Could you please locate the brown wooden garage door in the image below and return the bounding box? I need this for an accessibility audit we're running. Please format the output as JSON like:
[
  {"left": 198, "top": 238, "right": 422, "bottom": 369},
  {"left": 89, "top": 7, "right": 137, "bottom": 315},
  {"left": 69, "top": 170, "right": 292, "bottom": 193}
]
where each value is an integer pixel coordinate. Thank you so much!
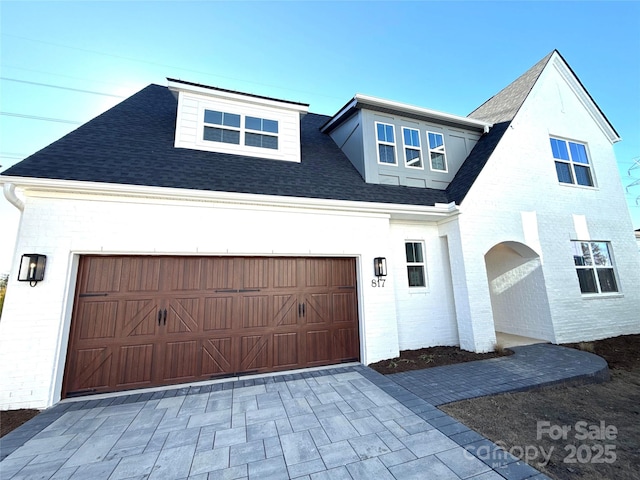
[{"left": 63, "top": 256, "right": 359, "bottom": 397}]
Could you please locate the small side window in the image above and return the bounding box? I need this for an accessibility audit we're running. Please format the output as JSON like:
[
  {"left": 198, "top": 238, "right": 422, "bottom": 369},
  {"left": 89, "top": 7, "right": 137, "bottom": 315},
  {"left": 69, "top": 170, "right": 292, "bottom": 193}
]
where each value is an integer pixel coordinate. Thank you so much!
[{"left": 405, "top": 241, "right": 426, "bottom": 287}]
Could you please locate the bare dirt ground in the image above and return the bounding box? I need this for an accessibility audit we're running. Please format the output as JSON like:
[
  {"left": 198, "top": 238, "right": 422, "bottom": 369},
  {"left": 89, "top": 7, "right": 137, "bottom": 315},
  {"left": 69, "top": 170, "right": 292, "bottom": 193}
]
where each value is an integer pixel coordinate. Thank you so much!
[{"left": 1, "top": 408, "right": 40, "bottom": 437}]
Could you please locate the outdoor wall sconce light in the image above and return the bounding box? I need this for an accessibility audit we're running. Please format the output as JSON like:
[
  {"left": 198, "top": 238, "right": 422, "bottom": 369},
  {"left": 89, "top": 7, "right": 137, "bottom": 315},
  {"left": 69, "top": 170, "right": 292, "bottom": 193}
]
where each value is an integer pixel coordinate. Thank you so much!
[
  {"left": 373, "top": 257, "right": 387, "bottom": 277},
  {"left": 18, "top": 254, "right": 47, "bottom": 287}
]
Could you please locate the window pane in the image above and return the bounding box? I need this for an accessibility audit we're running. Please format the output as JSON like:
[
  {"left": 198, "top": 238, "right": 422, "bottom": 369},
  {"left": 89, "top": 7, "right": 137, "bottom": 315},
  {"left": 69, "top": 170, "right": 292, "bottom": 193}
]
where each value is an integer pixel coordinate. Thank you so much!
[
  {"left": 406, "top": 149, "right": 421, "bottom": 167},
  {"left": 377, "top": 123, "right": 385, "bottom": 141},
  {"left": 428, "top": 132, "right": 443, "bottom": 149},
  {"left": 569, "top": 142, "right": 589, "bottom": 164},
  {"left": 204, "top": 110, "right": 223, "bottom": 125},
  {"left": 431, "top": 153, "right": 446, "bottom": 171},
  {"left": 574, "top": 165, "right": 593, "bottom": 186},
  {"left": 203, "top": 126, "right": 223, "bottom": 141},
  {"left": 405, "top": 243, "right": 415, "bottom": 263},
  {"left": 246, "top": 116, "right": 261, "bottom": 131},
  {"left": 408, "top": 266, "right": 425, "bottom": 287},
  {"left": 385, "top": 125, "right": 394, "bottom": 142},
  {"left": 246, "top": 132, "right": 278, "bottom": 149},
  {"left": 263, "top": 119, "right": 278, "bottom": 133},
  {"left": 222, "top": 129, "right": 240, "bottom": 144},
  {"left": 224, "top": 113, "right": 241, "bottom": 128},
  {"left": 555, "top": 162, "right": 573, "bottom": 183},
  {"left": 591, "top": 242, "right": 612, "bottom": 266},
  {"left": 572, "top": 241, "right": 587, "bottom": 266},
  {"left": 550, "top": 138, "right": 569, "bottom": 160},
  {"left": 576, "top": 269, "right": 597, "bottom": 293},
  {"left": 597, "top": 269, "right": 618, "bottom": 292},
  {"left": 379, "top": 144, "right": 395, "bottom": 163},
  {"left": 404, "top": 129, "right": 419, "bottom": 147},
  {"left": 413, "top": 243, "right": 423, "bottom": 262}
]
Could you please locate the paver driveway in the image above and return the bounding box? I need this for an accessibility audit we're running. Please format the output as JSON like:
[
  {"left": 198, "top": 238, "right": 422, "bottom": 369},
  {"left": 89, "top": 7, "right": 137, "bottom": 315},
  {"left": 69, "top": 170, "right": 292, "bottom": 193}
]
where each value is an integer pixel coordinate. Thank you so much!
[{"left": 6, "top": 341, "right": 608, "bottom": 480}]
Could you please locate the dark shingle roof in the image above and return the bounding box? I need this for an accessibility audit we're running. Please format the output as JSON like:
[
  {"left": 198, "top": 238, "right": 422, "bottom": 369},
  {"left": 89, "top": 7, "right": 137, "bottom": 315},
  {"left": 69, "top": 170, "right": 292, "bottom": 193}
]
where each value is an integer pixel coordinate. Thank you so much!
[{"left": 2, "top": 84, "right": 448, "bottom": 207}]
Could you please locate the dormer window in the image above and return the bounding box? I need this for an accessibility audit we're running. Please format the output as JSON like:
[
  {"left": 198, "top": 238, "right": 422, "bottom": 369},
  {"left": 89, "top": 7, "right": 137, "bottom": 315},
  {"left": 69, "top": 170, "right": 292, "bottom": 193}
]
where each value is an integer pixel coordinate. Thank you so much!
[
  {"left": 245, "top": 116, "right": 278, "bottom": 150},
  {"left": 170, "top": 78, "right": 308, "bottom": 163},
  {"left": 402, "top": 127, "right": 422, "bottom": 169},
  {"left": 376, "top": 122, "right": 396, "bottom": 165},
  {"left": 427, "top": 132, "right": 447, "bottom": 172},
  {"left": 203, "top": 110, "right": 241, "bottom": 145}
]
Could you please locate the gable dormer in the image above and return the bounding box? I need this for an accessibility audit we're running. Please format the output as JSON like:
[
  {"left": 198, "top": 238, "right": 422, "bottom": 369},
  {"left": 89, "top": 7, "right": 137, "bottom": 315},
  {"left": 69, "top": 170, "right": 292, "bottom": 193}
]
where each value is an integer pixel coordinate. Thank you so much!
[
  {"left": 322, "top": 94, "right": 492, "bottom": 189},
  {"left": 169, "top": 79, "right": 309, "bottom": 163}
]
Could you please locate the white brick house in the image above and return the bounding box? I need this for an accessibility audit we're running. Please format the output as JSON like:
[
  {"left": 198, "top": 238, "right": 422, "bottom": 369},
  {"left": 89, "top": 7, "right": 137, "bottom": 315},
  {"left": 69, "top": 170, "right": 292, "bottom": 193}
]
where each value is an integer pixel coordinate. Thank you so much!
[{"left": 1, "top": 50, "right": 638, "bottom": 409}]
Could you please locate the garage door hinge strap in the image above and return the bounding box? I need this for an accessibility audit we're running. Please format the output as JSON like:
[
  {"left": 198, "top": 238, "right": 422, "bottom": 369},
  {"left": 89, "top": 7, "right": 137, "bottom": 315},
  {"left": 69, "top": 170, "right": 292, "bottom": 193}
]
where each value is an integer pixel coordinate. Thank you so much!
[
  {"left": 79, "top": 293, "right": 109, "bottom": 297},
  {"left": 239, "top": 289, "right": 260, "bottom": 292}
]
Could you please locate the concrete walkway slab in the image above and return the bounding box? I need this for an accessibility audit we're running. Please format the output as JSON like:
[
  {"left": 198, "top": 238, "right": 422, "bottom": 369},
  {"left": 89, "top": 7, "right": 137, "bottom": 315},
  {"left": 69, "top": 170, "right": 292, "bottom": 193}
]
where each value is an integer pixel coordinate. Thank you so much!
[{"left": 1, "top": 344, "right": 608, "bottom": 479}]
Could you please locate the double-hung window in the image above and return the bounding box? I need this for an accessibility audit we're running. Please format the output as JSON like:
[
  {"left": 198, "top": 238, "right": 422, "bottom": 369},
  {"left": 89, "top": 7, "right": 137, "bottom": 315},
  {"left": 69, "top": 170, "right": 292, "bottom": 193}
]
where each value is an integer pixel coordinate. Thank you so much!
[
  {"left": 427, "top": 132, "right": 447, "bottom": 172},
  {"left": 550, "top": 138, "right": 593, "bottom": 186},
  {"left": 203, "top": 110, "right": 241, "bottom": 144},
  {"left": 376, "top": 122, "right": 396, "bottom": 165},
  {"left": 405, "top": 241, "right": 426, "bottom": 287},
  {"left": 571, "top": 241, "right": 618, "bottom": 294},
  {"left": 246, "top": 116, "right": 278, "bottom": 149},
  {"left": 403, "top": 127, "right": 422, "bottom": 168}
]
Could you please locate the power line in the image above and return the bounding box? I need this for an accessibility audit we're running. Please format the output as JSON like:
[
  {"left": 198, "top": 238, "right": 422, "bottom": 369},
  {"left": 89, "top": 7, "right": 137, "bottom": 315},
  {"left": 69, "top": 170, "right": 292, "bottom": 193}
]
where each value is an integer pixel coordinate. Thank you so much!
[
  {"left": 0, "top": 112, "right": 82, "bottom": 125},
  {"left": 1, "top": 77, "right": 124, "bottom": 98},
  {"left": 1, "top": 64, "right": 129, "bottom": 88}
]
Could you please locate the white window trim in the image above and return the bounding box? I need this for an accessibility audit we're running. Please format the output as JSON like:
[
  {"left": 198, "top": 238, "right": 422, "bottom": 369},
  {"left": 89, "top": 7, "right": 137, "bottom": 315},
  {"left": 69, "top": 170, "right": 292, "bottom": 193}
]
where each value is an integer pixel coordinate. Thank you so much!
[
  {"left": 201, "top": 106, "right": 280, "bottom": 151},
  {"left": 203, "top": 109, "right": 242, "bottom": 145},
  {"left": 427, "top": 131, "right": 448, "bottom": 173},
  {"left": 405, "top": 240, "right": 428, "bottom": 289},
  {"left": 550, "top": 136, "right": 596, "bottom": 188},
  {"left": 402, "top": 127, "right": 424, "bottom": 170},
  {"left": 571, "top": 240, "right": 619, "bottom": 295},
  {"left": 375, "top": 121, "right": 397, "bottom": 166}
]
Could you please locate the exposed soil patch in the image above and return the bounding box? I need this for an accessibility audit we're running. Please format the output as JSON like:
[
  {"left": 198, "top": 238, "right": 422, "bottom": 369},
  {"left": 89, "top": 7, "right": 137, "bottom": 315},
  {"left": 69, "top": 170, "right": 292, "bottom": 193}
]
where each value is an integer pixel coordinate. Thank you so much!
[
  {"left": 368, "top": 344, "right": 513, "bottom": 375},
  {"left": 1, "top": 409, "right": 40, "bottom": 437},
  {"left": 441, "top": 334, "right": 640, "bottom": 480}
]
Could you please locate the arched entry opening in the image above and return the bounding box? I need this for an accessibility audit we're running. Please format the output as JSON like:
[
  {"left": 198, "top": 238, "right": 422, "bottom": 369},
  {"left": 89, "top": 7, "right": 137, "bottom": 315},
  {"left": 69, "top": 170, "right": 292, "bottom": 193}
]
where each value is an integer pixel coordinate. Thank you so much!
[{"left": 484, "top": 242, "right": 554, "bottom": 346}]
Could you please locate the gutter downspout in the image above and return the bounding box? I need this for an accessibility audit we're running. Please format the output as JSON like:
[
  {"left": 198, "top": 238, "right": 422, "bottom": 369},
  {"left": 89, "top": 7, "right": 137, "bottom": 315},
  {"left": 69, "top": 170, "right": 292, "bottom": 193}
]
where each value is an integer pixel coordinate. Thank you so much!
[{"left": 3, "top": 183, "right": 24, "bottom": 211}]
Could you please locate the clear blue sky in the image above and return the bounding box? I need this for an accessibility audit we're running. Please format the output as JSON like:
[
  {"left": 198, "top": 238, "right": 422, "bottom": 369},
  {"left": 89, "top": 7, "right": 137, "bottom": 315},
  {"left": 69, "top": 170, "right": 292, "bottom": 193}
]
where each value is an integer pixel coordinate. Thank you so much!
[{"left": 1, "top": 1, "right": 639, "bottom": 273}]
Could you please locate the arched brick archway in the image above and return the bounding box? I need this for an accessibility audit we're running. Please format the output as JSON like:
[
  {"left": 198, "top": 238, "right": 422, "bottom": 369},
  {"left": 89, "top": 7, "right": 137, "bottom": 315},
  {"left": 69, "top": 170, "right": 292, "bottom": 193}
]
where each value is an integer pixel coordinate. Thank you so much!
[{"left": 484, "top": 242, "right": 555, "bottom": 343}]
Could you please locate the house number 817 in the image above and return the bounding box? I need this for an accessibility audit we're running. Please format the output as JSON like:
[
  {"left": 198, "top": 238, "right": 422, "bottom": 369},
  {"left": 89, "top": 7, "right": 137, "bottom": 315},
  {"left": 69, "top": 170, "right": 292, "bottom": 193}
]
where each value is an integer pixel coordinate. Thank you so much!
[{"left": 371, "top": 278, "right": 385, "bottom": 287}]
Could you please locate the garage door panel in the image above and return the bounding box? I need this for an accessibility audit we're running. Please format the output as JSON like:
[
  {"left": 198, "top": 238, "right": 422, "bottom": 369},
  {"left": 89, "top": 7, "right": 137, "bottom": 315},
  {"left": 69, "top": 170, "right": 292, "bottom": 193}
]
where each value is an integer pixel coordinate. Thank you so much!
[
  {"left": 331, "top": 258, "right": 356, "bottom": 287},
  {"left": 204, "top": 296, "right": 234, "bottom": 330},
  {"left": 165, "top": 257, "right": 203, "bottom": 291},
  {"left": 273, "top": 333, "right": 298, "bottom": 367},
  {"left": 70, "top": 347, "right": 112, "bottom": 391},
  {"left": 240, "top": 335, "right": 270, "bottom": 371},
  {"left": 166, "top": 298, "right": 200, "bottom": 334},
  {"left": 242, "top": 295, "right": 269, "bottom": 328},
  {"left": 243, "top": 258, "right": 269, "bottom": 289},
  {"left": 163, "top": 341, "right": 198, "bottom": 381},
  {"left": 273, "top": 294, "right": 298, "bottom": 326},
  {"left": 306, "top": 331, "right": 331, "bottom": 364},
  {"left": 305, "top": 259, "right": 329, "bottom": 287},
  {"left": 273, "top": 258, "right": 298, "bottom": 288},
  {"left": 331, "top": 292, "right": 358, "bottom": 324},
  {"left": 80, "top": 257, "right": 123, "bottom": 294},
  {"left": 124, "top": 257, "right": 161, "bottom": 293},
  {"left": 332, "top": 328, "right": 359, "bottom": 361},
  {"left": 116, "top": 344, "right": 154, "bottom": 386},
  {"left": 122, "top": 299, "right": 160, "bottom": 337},
  {"left": 203, "top": 258, "right": 236, "bottom": 290},
  {"left": 304, "top": 293, "right": 330, "bottom": 324},
  {"left": 202, "top": 338, "right": 233, "bottom": 376},
  {"left": 77, "top": 301, "right": 118, "bottom": 340}
]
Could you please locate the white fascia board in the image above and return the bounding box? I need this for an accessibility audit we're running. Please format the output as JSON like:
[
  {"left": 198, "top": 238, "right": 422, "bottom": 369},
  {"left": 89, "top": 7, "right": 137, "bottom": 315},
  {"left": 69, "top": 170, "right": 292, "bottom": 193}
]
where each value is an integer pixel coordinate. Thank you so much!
[
  {"left": 167, "top": 80, "right": 309, "bottom": 114},
  {"left": 0, "top": 176, "right": 459, "bottom": 222},
  {"left": 354, "top": 94, "right": 492, "bottom": 132}
]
